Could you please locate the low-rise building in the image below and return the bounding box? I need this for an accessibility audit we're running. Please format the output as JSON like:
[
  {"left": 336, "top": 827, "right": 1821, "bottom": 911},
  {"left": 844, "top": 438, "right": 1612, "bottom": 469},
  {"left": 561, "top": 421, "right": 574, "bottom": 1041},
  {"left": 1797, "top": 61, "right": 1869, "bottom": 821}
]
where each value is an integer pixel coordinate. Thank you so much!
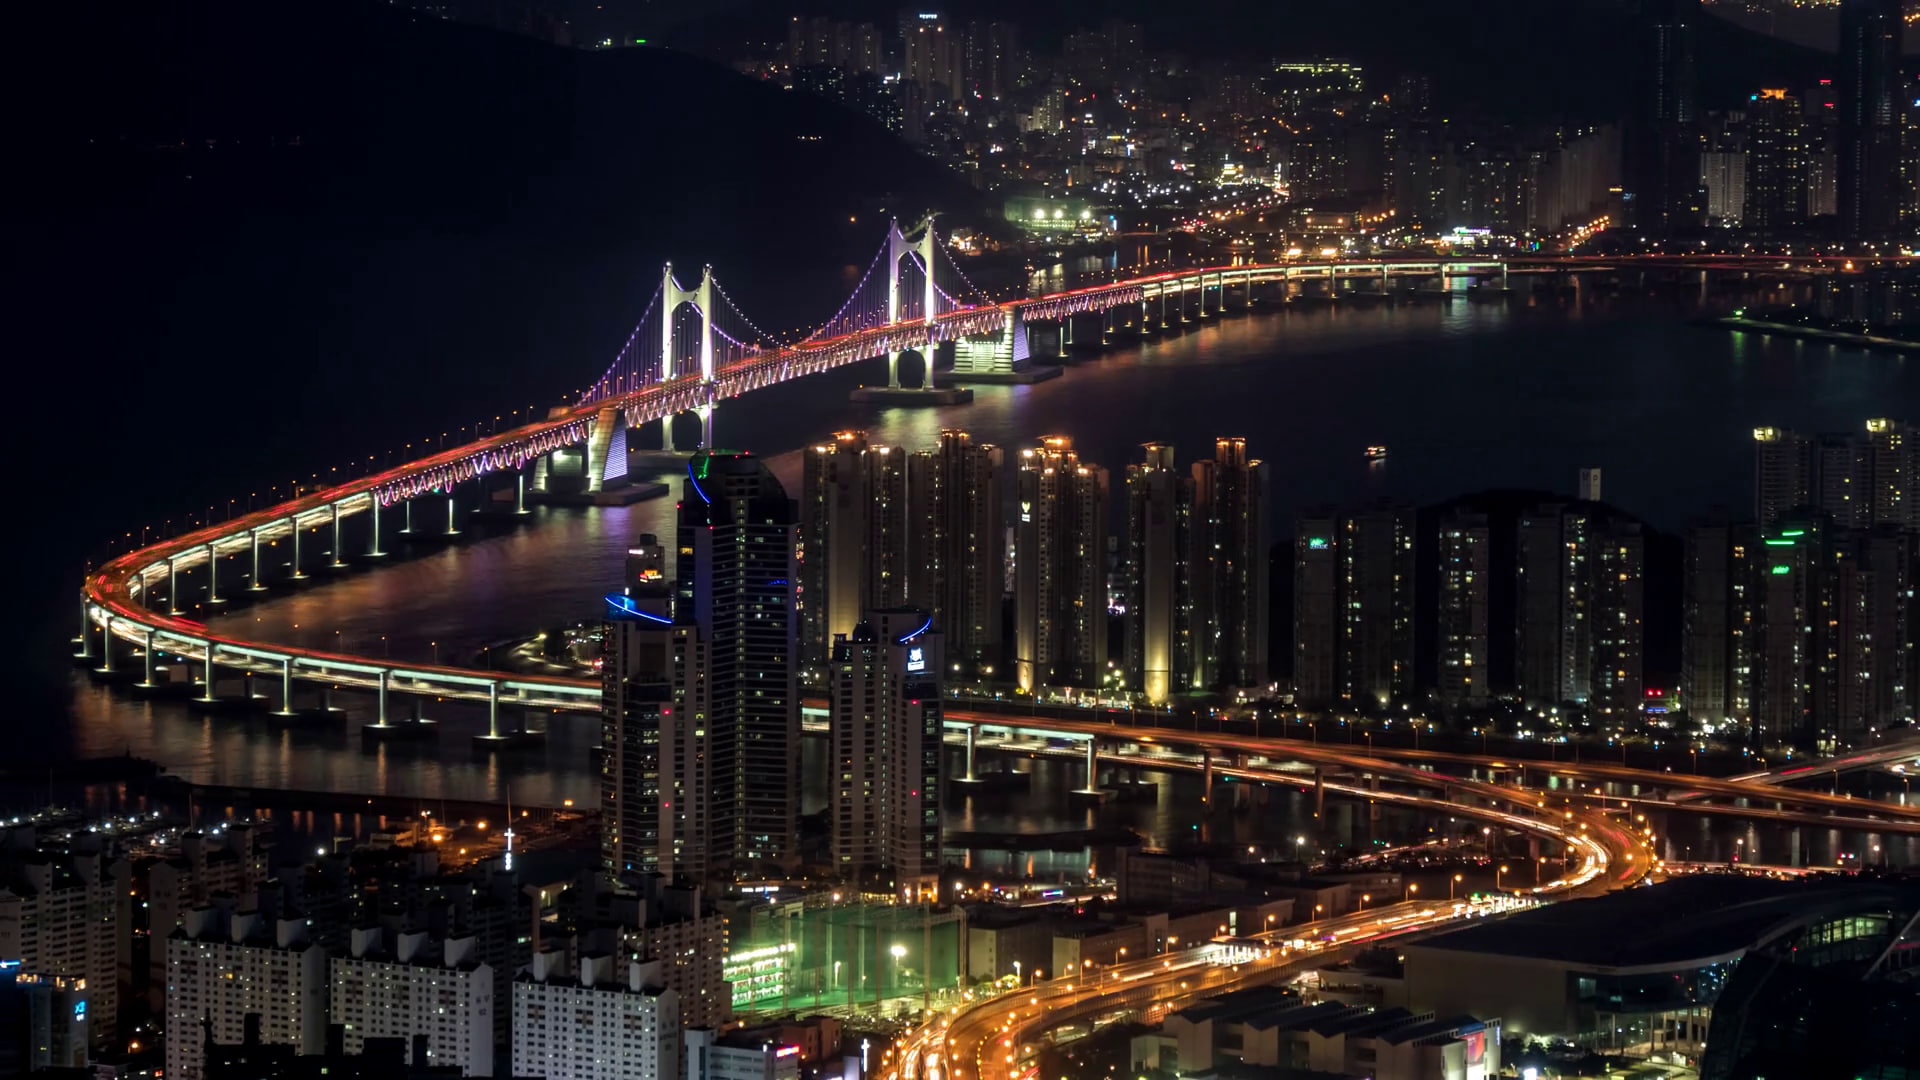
[
  {"left": 683, "top": 1027, "right": 802, "bottom": 1080},
  {"left": 1132, "top": 988, "right": 1500, "bottom": 1079}
]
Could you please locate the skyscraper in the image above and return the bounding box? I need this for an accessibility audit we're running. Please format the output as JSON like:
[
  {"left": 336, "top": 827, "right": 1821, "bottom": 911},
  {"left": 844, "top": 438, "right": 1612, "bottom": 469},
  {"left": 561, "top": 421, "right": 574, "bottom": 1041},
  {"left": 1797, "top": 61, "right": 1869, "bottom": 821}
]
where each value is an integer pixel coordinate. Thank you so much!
[
  {"left": 829, "top": 608, "right": 945, "bottom": 893},
  {"left": 1436, "top": 510, "right": 1491, "bottom": 709},
  {"left": 1751, "top": 517, "right": 1832, "bottom": 748},
  {"left": 908, "top": 430, "right": 1005, "bottom": 679},
  {"left": 1860, "top": 417, "right": 1917, "bottom": 530},
  {"left": 1513, "top": 504, "right": 1647, "bottom": 716},
  {"left": 1339, "top": 504, "right": 1417, "bottom": 710},
  {"left": 798, "top": 432, "right": 908, "bottom": 678},
  {"left": 1125, "top": 444, "right": 1193, "bottom": 704},
  {"left": 1015, "top": 436, "right": 1109, "bottom": 692},
  {"left": 1753, "top": 426, "right": 1812, "bottom": 527},
  {"left": 1629, "top": 0, "right": 1703, "bottom": 232},
  {"left": 602, "top": 534, "right": 711, "bottom": 883},
  {"left": 1191, "top": 438, "right": 1271, "bottom": 692},
  {"left": 1742, "top": 90, "right": 1809, "bottom": 236},
  {"left": 676, "top": 451, "right": 799, "bottom": 877},
  {"left": 1837, "top": 0, "right": 1906, "bottom": 238},
  {"left": 1682, "top": 519, "right": 1756, "bottom": 727},
  {"left": 1291, "top": 513, "right": 1339, "bottom": 710}
]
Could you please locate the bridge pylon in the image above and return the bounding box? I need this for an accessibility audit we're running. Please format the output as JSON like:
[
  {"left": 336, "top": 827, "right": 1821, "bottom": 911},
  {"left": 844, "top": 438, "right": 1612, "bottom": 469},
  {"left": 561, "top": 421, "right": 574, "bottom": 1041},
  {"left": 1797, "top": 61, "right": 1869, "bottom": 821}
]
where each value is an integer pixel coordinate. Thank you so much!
[{"left": 885, "top": 219, "right": 939, "bottom": 388}]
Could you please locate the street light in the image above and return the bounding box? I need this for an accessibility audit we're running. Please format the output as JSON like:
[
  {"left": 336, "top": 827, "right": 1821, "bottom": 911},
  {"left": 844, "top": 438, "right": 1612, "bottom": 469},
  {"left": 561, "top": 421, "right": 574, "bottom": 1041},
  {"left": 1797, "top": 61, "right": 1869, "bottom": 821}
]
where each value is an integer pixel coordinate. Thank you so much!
[
  {"left": 1450, "top": 874, "right": 1463, "bottom": 900},
  {"left": 1406, "top": 882, "right": 1418, "bottom": 903},
  {"left": 1360, "top": 893, "right": 1371, "bottom": 911},
  {"left": 1497, "top": 865, "right": 1509, "bottom": 890}
]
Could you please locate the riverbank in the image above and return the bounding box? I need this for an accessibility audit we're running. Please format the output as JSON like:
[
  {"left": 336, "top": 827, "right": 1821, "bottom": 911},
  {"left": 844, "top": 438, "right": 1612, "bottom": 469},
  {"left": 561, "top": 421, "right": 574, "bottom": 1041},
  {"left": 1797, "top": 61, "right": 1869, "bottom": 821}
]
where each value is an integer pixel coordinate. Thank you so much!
[{"left": 1712, "top": 315, "right": 1920, "bottom": 353}]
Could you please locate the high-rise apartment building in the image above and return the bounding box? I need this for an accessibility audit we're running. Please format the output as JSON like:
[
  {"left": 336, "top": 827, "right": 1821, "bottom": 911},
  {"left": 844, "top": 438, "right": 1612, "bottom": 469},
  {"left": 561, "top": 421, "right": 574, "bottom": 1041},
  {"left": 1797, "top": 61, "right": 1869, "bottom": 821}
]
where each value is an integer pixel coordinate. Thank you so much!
[
  {"left": 164, "top": 908, "right": 328, "bottom": 1080},
  {"left": 908, "top": 430, "right": 1004, "bottom": 679},
  {"left": 330, "top": 927, "right": 494, "bottom": 1077},
  {"left": 1015, "top": 437, "right": 1109, "bottom": 692},
  {"left": 829, "top": 609, "right": 944, "bottom": 893},
  {"left": 1191, "top": 438, "right": 1271, "bottom": 693},
  {"left": 1340, "top": 505, "right": 1418, "bottom": 709},
  {"left": 1860, "top": 417, "right": 1917, "bottom": 530},
  {"left": 1743, "top": 90, "right": 1809, "bottom": 235},
  {"left": 1436, "top": 510, "right": 1491, "bottom": 708},
  {"left": 1837, "top": 0, "right": 1906, "bottom": 238},
  {"left": 676, "top": 452, "right": 799, "bottom": 878},
  {"left": 1682, "top": 520, "right": 1756, "bottom": 727},
  {"left": 799, "top": 432, "right": 908, "bottom": 676},
  {"left": 602, "top": 534, "right": 710, "bottom": 884},
  {"left": 1833, "top": 527, "right": 1916, "bottom": 741},
  {"left": 1125, "top": 444, "right": 1194, "bottom": 704},
  {"left": 1514, "top": 505, "right": 1646, "bottom": 716},
  {"left": 0, "top": 846, "right": 126, "bottom": 1052},
  {"left": 146, "top": 825, "right": 271, "bottom": 1015},
  {"left": 511, "top": 953, "right": 680, "bottom": 1080},
  {"left": 1753, "top": 426, "right": 1812, "bottom": 527},
  {"left": 1751, "top": 517, "right": 1833, "bottom": 747},
  {"left": 1291, "top": 514, "right": 1339, "bottom": 710},
  {"left": 1629, "top": 0, "right": 1703, "bottom": 232}
]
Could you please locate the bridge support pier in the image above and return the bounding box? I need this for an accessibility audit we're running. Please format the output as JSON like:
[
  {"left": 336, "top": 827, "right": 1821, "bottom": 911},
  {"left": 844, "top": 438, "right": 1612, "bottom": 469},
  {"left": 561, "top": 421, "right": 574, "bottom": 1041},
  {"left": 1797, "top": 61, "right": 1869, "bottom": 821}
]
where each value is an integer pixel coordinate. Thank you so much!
[
  {"left": 139, "top": 629, "right": 157, "bottom": 689},
  {"left": 206, "top": 543, "right": 223, "bottom": 604},
  {"left": 376, "top": 670, "right": 388, "bottom": 724},
  {"left": 368, "top": 498, "right": 387, "bottom": 557},
  {"left": 1140, "top": 299, "right": 1153, "bottom": 335},
  {"left": 444, "top": 492, "right": 460, "bottom": 537},
  {"left": 94, "top": 615, "right": 115, "bottom": 675},
  {"left": 290, "top": 519, "right": 308, "bottom": 580},
  {"left": 249, "top": 530, "right": 266, "bottom": 591},
  {"left": 196, "top": 648, "right": 217, "bottom": 704},
  {"left": 166, "top": 559, "right": 180, "bottom": 615},
  {"left": 1202, "top": 750, "right": 1213, "bottom": 804},
  {"left": 75, "top": 596, "right": 93, "bottom": 659},
  {"left": 661, "top": 415, "right": 676, "bottom": 454},
  {"left": 272, "top": 657, "right": 296, "bottom": 718},
  {"left": 1073, "top": 738, "right": 1101, "bottom": 797},
  {"left": 696, "top": 403, "right": 713, "bottom": 449},
  {"left": 1314, "top": 767, "right": 1325, "bottom": 818},
  {"left": 964, "top": 725, "right": 977, "bottom": 782},
  {"left": 401, "top": 499, "right": 414, "bottom": 536},
  {"left": 515, "top": 473, "right": 528, "bottom": 516},
  {"left": 330, "top": 504, "right": 346, "bottom": 568},
  {"left": 584, "top": 405, "right": 619, "bottom": 494}
]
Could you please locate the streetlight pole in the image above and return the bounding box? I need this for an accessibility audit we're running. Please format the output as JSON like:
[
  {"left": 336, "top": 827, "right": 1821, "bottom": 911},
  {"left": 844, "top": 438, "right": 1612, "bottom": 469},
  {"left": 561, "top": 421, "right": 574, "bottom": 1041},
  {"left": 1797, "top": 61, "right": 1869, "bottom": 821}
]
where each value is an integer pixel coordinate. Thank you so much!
[{"left": 1451, "top": 874, "right": 1462, "bottom": 901}]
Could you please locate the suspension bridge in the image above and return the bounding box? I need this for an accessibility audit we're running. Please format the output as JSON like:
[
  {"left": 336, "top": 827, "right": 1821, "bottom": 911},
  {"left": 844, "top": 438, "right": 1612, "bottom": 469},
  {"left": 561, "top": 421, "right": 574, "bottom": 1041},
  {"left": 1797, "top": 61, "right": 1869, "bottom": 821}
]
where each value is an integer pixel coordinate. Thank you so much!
[{"left": 77, "top": 218, "right": 1506, "bottom": 735}]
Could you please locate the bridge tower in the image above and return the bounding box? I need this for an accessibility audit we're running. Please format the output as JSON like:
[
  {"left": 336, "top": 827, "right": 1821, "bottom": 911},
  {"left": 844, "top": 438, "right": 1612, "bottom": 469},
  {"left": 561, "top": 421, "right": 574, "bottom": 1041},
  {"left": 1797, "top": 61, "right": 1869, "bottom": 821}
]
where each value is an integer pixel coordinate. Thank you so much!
[
  {"left": 885, "top": 219, "right": 938, "bottom": 389},
  {"left": 663, "top": 263, "right": 716, "bottom": 450}
]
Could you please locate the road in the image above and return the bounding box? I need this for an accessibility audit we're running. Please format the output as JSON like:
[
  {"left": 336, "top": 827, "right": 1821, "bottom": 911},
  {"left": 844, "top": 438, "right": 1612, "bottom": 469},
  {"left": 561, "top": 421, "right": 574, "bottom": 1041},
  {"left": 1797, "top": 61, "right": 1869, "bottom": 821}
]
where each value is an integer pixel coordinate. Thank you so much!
[{"left": 880, "top": 748, "right": 1652, "bottom": 1080}]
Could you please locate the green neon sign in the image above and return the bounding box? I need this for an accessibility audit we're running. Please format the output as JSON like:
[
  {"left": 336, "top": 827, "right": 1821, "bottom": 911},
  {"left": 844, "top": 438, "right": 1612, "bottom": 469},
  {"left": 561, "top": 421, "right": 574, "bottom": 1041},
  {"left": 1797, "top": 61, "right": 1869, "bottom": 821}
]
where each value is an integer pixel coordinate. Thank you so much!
[{"left": 1772, "top": 565, "right": 1792, "bottom": 575}]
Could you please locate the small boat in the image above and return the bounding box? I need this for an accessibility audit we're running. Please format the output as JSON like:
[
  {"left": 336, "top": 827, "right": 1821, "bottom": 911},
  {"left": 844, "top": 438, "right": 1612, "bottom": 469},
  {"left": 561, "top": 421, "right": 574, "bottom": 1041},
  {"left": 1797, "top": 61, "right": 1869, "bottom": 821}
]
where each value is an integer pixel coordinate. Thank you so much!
[{"left": 1365, "top": 445, "right": 1389, "bottom": 461}]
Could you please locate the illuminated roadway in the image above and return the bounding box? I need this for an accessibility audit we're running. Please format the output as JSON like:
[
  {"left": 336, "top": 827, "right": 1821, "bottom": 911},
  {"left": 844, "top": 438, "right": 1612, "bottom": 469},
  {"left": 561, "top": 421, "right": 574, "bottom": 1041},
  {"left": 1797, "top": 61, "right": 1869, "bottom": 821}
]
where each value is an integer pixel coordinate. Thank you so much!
[{"left": 878, "top": 746, "right": 1650, "bottom": 1080}]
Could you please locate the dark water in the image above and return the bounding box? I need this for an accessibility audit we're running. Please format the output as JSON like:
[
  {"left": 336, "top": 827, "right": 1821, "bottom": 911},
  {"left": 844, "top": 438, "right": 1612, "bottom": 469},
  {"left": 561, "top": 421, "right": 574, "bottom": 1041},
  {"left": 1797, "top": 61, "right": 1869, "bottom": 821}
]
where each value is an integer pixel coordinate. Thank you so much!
[{"left": 52, "top": 288, "right": 1920, "bottom": 865}]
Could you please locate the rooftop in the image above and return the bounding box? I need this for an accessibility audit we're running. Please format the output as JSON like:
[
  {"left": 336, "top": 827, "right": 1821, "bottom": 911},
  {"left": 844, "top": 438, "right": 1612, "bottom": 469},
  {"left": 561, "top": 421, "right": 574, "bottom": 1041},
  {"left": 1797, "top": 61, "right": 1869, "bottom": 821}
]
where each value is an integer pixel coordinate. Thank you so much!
[{"left": 1407, "top": 876, "right": 1920, "bottom": 969}]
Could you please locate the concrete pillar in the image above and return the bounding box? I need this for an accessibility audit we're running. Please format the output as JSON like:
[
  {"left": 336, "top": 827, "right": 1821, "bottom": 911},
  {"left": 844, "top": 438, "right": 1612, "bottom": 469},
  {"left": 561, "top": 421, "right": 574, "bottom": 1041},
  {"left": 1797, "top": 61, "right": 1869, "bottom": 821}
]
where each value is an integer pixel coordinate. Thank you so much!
[
  {"left": 696, "top": 403, "right": 714, "bottom": 449},
  {"left": 444, "top": 491, "right": 459, "bottom": 536},
  {"left": 660, "top": 415, "right": 676, "bottom": 455},
  {"left": 1085, "top": 738, "right": 1098, "bottom": 790},
  {"left": 248, "top": 531, "right": 263, "bottom": 592},
  {"left": 1314, "top": 768, "right": 1325, "bottom": 818},
  {"left": 141, "top": 629, "right": 156, "bottom": 687},
  {"left": 1141, "top": 298, "right": 1153, "bottom": 335},
  {"left": 515, "top": 473, "right": 528, "bottom": 515},
  {"left": 98, "top": 615, "right": 115, "bottom": 673},
  {"left": 206, "top": 543, "right": 222, "bottom": 604},
  {"left": 290, "top": 519, "right": 308, "bottom": 580},
  {"left": 198, "top": 645, "right": 216, "bottom": 702},
  {"left": 376, "top": 669, "right": 389, "bottom": 725},
  {"left": 368, "top": 498, "right": 386, "bottom": 557},
  {"left": 487, "top": 680, "right": 501, "bottom": 739},
  {"left": 402, "top": 499, "right": 414, "bottom": 536},
  {"left": 887, "top": 350, "right": 902, "bottom": 389},
  {"left": 1101, "top": 306, "right": 1113, "bottom": 345},
  {"left": 275, "top": 657, "right": 295, "bottom": 716},
  {"left": 167, "top": 559, "right": 180, "bottom": 614},
  {"left": 330, "top": 504, "right": 346, "bottom": 567},
  {"left": 1202, "top": 750, "right": 1213, "bottom": 803},
  {"left": 1062, "top": 315, "right": 1074, "bottom": 349},
  {"left": 963, "top": 725, "right": 977, "bottom": 781},
  {"left": 584, "top": 405, "right": 619, "bottom": 494},
  {"left": 76, "top": 596, "right": 93, "bottom": 657}
]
